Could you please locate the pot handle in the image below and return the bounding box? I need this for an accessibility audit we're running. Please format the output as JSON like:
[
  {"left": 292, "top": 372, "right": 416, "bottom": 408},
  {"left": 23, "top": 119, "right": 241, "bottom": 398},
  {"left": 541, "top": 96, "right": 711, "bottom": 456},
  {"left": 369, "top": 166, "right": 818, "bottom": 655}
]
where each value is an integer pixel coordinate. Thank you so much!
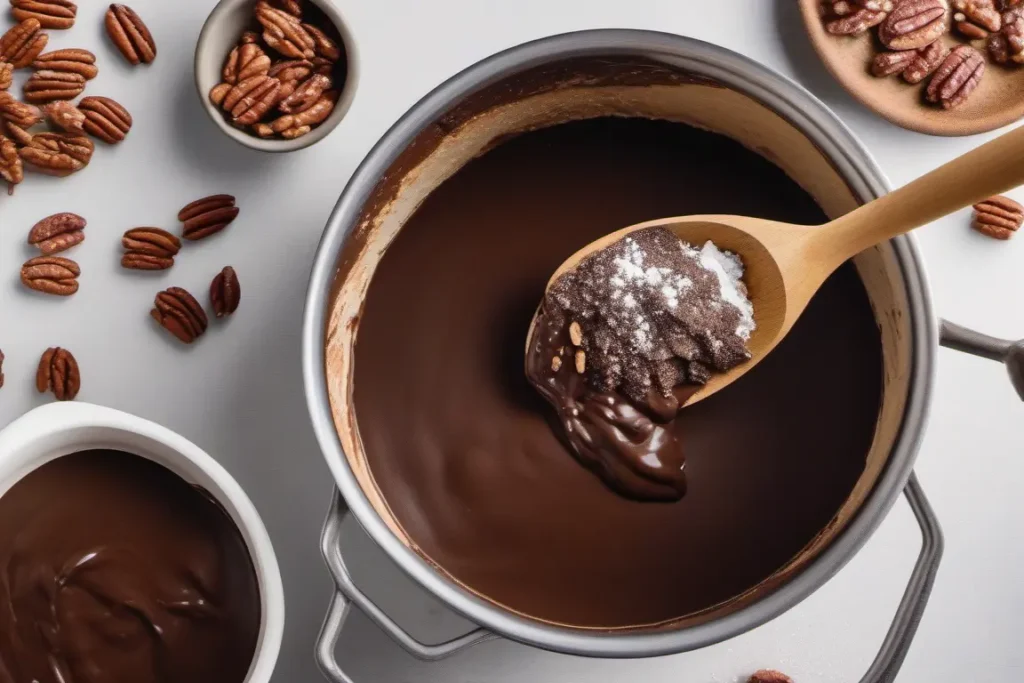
[
  {"left": 316, "top": 475, "right": 942, "bottom": 683},
  {"left": 939, "top": 319, "right": 1024, "bottom": 400},
  {"left": 316, "top": 492, "right": 496, "bottom": 683}
]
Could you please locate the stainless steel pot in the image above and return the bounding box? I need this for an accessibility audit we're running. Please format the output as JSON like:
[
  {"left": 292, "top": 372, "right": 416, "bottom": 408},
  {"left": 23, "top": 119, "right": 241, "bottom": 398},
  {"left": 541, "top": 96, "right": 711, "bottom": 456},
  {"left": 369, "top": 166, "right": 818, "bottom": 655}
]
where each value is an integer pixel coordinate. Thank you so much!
[{"left": 302, "top": 30, "right": 1022, "bottom": 683}]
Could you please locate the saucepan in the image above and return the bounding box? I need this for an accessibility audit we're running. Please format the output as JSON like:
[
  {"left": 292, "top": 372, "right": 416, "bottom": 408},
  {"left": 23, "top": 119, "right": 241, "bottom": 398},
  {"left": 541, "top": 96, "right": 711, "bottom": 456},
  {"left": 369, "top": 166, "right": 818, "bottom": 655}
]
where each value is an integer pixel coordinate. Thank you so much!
[{"left": 301, "top": 30, "right": 1022, "bottom": 682}]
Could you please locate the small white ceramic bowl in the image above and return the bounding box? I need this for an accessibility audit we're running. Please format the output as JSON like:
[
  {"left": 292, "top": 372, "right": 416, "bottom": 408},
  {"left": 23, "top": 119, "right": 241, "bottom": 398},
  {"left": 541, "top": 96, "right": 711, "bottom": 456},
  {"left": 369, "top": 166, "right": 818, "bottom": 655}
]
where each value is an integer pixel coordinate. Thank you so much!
[
  {"left": 194, "top": 0, "right": 359, "bottom": 152},
  {"left": 0, "top": 402, "right": 285, "bottom": 683}
]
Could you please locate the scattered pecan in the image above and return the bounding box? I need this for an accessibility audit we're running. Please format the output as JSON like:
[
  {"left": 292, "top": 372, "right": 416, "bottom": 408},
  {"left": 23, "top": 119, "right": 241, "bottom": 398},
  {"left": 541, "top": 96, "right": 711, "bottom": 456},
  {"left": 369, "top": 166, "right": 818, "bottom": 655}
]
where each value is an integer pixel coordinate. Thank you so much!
[
  {"left": 278, "top": 72, "right": 329, "bottom": 113},
  {"left": 821, "top": 0, "right": 892, "bottom": 35},
  {"left": 0, "top": 133, "right": 22, "bottom": 193},
  {"left": 303, "top": 23, "right": 341, "bottom": 61},
  {"left": 42, "top": 99, "right": 85, "bottom": 133},
  {"left": 21, "top": 255, "right": 79, "bottom": 295},
  {"left": 0, "top": 92, "right": 42, "bottom": 128},
  {"left": 151, "top": 287, "right": 208, "bottom": 343},
  {"left": 4, "top": 121, "right": 32, "bottom": 145},
  {"left": 926, "top": 45, "right": 986, "bottom": 108},
  {"left": 953, "top": 0, "right": 1002, "bottom": 38},
  {"left": 0, "top": 18, "right": 48, "bottom": 69},
  {"left": 255, "top": 0, "right": 315, "bottom": 59},
  {"left": 28, "top": 211, "right": 85, "bottom": 254},
  {"left": 178, "top": 194, "right": 239, "bottom": 240},
  {"left": 878, "top": 0, "right": 948, "bottom": 50},
  {"left": 78, "top": 96, "right": 131, "bottom": 143},
  {"left": 209, "top": 82, "right": 231, "bottom": 106},
  {"left": 121, "top": 227, "right": 180, "bottom": 270},
  {"left": 19, "top": 132, "right": 93, "bottom": 176},
  {"left": 105, "top": 4, "right": 156, "bottom": 65},
  {"left": 987, "top": 9, "right": 1024, "bottom": 62},
  {"left": 223, "top": 42, "right": 271, "bottom": 84},
  {"left": 23, "top": 70, "right": 86, "bottom": 103},
  {"left": 0, "top": 349, "right": 4, "bottom": 389},
  {"left": 271, "top": 89, "right": 336, "bottom": 133},
  {"left": 11, "top": 0, "right": 76, "bottom": 30},
  {"left": 210, "top": 266, "right": 240, "bottom": 317},
  {"left": 223, "top": 73, "right": 280, "bottom": 125},
  {"left": 0, "top": 62, "right": 11, "bottom": 89},
  {"left": 972, "top": 195, "right": 1024, "bottom": 238},
  {"left": 748, "top": 671, "right": 793, "bottom": 683},
  {"left": 32, "top": 48, "right": 97, "bottom": 79},
  {"left": 37, "top": 347, "right": 79, "bottom": 400}
]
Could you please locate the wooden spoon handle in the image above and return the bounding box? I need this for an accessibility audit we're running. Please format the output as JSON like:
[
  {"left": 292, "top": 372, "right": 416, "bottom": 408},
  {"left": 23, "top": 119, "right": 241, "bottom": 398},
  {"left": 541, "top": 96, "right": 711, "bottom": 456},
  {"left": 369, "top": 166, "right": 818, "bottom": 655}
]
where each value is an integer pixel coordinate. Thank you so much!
[{"left": 825, "top": 124, "right": 1024, "bottom": 259}]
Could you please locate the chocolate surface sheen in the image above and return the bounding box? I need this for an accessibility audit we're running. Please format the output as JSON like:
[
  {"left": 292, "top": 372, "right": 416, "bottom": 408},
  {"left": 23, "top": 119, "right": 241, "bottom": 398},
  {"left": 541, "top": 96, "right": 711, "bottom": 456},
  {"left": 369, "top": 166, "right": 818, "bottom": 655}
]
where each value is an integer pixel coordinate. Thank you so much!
[
  {"left": 354, "top": 118, "right": 883, "bottom": 627},
  {"left": 0, "top": 450, "right": 260, "bottom": 683}
]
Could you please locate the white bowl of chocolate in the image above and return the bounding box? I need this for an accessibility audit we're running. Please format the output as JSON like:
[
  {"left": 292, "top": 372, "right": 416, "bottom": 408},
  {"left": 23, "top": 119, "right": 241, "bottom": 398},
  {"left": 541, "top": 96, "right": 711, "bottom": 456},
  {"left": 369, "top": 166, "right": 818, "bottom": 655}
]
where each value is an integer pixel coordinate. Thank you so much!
[
  {"left": 0, "top": 402, "right": 284, "bottom": 683},
  {"left": 194, "top": 0, "right": 358, "bottom": 151},
  {"left": 303, "top": 29, "right": 1024, "bottom": 678}
]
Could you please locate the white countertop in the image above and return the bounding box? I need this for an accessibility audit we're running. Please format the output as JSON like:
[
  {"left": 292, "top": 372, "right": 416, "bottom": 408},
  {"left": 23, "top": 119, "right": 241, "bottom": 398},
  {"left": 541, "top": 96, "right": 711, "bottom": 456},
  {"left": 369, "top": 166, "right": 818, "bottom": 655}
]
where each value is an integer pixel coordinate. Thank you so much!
[{"left": 1, "top": 1, "right": 1022, "bottom": 681}]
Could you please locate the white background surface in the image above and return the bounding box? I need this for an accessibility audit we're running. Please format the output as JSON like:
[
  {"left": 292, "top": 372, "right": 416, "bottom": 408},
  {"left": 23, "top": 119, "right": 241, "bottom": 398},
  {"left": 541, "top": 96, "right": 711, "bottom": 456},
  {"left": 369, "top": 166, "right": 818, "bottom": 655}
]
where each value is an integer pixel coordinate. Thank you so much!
[{"left": 1, "top": 1, "right": 1022, "bottom": 681}]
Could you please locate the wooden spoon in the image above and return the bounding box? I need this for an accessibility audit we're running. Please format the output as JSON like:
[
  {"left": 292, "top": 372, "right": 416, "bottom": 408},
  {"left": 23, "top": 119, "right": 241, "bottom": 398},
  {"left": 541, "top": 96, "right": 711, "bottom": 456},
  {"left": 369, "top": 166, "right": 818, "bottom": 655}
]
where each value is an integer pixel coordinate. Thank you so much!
[{"left": 529, "top": 124, "right": 1024, "bottom": 409}]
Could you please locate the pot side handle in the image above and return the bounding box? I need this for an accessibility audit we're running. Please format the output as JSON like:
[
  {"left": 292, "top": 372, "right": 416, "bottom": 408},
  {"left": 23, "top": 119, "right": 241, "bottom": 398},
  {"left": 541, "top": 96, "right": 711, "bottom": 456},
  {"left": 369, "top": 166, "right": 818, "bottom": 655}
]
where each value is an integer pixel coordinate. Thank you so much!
[
  {"left": 940, "top": 320, "right": 1024, "bottom": 401},
  {"left": 316, "top": 492, "right": 495, "bottom": 683}
]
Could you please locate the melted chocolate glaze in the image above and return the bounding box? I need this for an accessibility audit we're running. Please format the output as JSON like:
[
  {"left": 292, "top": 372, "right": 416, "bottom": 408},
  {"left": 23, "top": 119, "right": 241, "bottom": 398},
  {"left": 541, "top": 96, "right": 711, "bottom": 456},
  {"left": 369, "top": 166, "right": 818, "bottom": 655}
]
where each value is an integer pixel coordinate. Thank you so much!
[
  {"left": 354, "top": 118, "right": 882, "bottom": 627},
  {"left": 0, "top": 450, "right": 260, "bottom": 683}
]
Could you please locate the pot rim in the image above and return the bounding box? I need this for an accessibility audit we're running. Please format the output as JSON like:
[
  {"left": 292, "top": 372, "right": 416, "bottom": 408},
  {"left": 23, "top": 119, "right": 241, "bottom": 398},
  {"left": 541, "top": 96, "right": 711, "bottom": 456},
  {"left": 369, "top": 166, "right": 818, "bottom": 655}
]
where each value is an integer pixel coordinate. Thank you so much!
[{"left": 302, "top": 29, "right": 937, "bottom": 657}]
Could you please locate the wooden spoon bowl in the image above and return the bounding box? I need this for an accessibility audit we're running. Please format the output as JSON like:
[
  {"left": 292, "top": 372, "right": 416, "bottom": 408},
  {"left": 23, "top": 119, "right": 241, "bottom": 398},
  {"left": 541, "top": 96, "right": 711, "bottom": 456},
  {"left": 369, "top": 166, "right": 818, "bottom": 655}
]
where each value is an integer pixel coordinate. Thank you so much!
[{"left": 528, "top": 124, "right": 1024, "bottom": 407}]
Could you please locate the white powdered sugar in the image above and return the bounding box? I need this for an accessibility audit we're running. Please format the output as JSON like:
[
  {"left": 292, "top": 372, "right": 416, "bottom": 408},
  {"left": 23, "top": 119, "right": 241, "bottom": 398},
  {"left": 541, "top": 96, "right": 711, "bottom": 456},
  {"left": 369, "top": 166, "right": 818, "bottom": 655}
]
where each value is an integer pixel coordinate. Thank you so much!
[{"left": 698, "top": 241, "right": 756, "bottom": 340}]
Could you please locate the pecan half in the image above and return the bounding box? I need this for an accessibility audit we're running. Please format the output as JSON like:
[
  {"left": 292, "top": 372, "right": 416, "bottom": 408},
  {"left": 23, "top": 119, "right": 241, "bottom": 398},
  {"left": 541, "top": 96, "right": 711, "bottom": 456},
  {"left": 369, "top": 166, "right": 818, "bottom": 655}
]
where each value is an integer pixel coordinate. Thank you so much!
[
  {"left": 121, "top": 227, "right": 180, "bottom": 270},
  {"left": 105, "top": 4, "right": 156, "bottom": 65},
  {"left": 20, "top": 132, "right": 93, "bottom": 176},
  {"left": 209, "top": 82, "right": 230, "bottom": 106},
  {"left": 32, "top": 48, "right": 97, "bottom": 79},
  {"left": 223, "top": 74, "right": 280, "bottom": 125},
  {"left": 0, "top": 134, "right": 22, "bottom": 193},
  {"left": 4, "top": 121, "right": 32, "bottom": 146},
  {"left": 28, "top": 211, "right": 85, "bottom": 254},
  {"left": 151, "top": 287, "right": 208, "bottom": 343},
  {"left": 178, "top": 194, "right": 239, "bottom": 240},
  {"left": 903, "top": 41, "right": 947, "bottom": 82},
  {"left": 253, "top": 122, "right": 274, "bottom": 137},
  {"left": 303, "top": 23, "right": 341, "bottom": 61},
  {"left": 11, "top": 0, "right": 76, "bottom": 30},
  {"left": 271, "top": 89, "right": 336, "bottom": 132},
  {"left": 0, "top": 92, "right": 42, "bottom": 128},
  {"left": 37, "top": 347, "right": 80, "bottom": 400},
  {"left": 0, "top": 349, "right": 4, "bottom": 389},
  {"left": 987, "top": 10, "right": 1024, "bottom": 62},
  {"left": 0, "top": 19, "right": 48, "bottom": 69},
  {"left": 78, "top": 96, "right": 131, "bottom": 143},
  {"left": 821, "top": 0, "right": 892, "bottom": 35},
  {"left": 279, "top": 124, "right": 310, "bottom": 139},
  {"left": 21, "top": 255, "right": 79, "bottom": 295},
  {"left": 278, "top": 73, "right": 329, "bottom": 114},
  {"left": 267, "top": 58, "right": 313, "bottom": 83},
  {"left": 748, "top": 671, "right": 793, "bottom": 683},
  {"left": 256, "top": 1, "right": 315, "bottom": 59},
  {"left": 871, "top": 49, "right": 918, "bottom": 76},
  {"left": 0, "top": 62, "right": 11, "bottom": 89},
  {"left": 973, "top": 195, "right": 1024, "bottom": 238},
  {"left": 43, "top": 100, "right": 85, "bottom": 133},
  {"left": 953, "top": 0, "right": 1002, "bottom": 38},
  {"left": 223, "top": 42, "right": 271, "bottom": 84},
  {"left": 270, "top": 0, "right": 303, "bottom": 17},
  {"left": 926, "top": 45, "right": 985, "bottom": 108},
  {"left": 879, "top": 0, "right": 948, "bottom": 50},
  {"left": 23, "top": 70, "right": 86, "bottom": 103},
  {"left": 210, "top": 266, "right": 240, "bottom": 317}
]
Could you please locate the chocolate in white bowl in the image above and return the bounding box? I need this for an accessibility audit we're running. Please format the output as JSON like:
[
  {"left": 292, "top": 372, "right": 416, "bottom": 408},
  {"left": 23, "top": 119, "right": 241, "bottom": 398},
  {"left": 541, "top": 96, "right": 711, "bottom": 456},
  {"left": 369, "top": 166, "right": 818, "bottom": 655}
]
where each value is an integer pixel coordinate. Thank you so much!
[{"left": 0, "top": 402, "right": 284, "bottom": 683}]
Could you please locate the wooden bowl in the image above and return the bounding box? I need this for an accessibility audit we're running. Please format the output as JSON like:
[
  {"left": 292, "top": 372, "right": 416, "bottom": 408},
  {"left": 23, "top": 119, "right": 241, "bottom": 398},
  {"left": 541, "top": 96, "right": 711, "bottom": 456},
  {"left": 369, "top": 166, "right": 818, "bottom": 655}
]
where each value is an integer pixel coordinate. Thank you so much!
[{"left": 798, "top": 0, "right": 1024, "bottom": 136}]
